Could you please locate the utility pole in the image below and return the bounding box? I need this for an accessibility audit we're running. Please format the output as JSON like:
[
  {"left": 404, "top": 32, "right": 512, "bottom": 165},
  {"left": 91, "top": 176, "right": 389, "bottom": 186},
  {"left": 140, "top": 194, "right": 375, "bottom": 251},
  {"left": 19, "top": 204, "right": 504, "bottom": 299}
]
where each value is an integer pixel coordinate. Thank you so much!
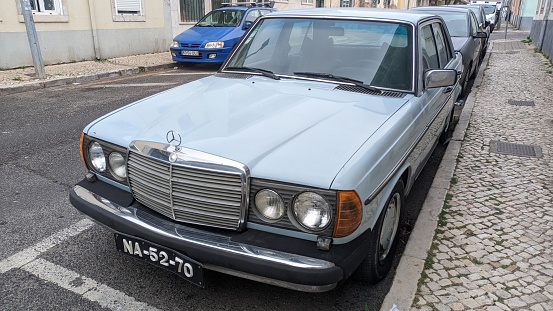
[{"left": 20, "top": 0, "right": 45, "bottom": 79}]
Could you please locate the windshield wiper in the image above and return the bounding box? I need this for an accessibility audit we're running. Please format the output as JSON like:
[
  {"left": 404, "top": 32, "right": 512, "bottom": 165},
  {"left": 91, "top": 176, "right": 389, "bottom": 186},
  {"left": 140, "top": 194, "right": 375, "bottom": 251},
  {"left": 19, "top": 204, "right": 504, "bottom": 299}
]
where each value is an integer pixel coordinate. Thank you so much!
[
  {"left": 225, "top": 66, "right": 280, "bottom": 80},
  {"left": 293, "top": 72, "right": 381, "bottom": 93}
]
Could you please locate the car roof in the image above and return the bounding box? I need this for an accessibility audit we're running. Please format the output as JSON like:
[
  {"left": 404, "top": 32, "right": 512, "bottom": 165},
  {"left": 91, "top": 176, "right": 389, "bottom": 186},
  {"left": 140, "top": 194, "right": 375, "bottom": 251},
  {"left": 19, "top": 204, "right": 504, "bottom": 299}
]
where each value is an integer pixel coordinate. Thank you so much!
[
  {"left": 214, "top": 6, "right": 274, "bottom": 11},
  {"left": 411, "top": 6, "right": 472, "bottom": 14},
  {"left": 267, "top": 8, "right": 438, "bottom": 24}
]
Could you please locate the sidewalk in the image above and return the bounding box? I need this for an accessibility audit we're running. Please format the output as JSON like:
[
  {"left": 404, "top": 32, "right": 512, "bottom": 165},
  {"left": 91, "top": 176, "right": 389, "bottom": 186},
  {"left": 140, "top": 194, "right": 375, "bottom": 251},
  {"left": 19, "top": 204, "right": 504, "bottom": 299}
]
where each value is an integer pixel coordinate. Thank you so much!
[
  {"left": 383, "top": 30, "right": 553, "bottom": 310},
  {"left": 0, "top": 52, "right": 175, "bottom": 96}
]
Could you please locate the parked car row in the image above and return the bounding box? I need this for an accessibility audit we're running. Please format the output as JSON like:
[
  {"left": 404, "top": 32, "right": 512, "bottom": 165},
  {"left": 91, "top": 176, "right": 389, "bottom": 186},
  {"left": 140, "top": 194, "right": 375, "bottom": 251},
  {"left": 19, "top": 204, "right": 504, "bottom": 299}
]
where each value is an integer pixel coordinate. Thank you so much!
[
  {"left": 71, "top": 7, "right": 484, "bottom": 294},
  {"left": 412, "top": 5, "right": 489, "bottom": 97}
]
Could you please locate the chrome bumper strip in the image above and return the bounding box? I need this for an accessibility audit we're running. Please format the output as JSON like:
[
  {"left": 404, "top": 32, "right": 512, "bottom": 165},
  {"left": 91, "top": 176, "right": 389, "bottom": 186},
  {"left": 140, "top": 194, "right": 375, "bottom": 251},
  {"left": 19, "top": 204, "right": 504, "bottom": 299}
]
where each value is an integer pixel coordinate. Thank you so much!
[{"left": 74, "top": 185, "right": 335, "bottom": 271}]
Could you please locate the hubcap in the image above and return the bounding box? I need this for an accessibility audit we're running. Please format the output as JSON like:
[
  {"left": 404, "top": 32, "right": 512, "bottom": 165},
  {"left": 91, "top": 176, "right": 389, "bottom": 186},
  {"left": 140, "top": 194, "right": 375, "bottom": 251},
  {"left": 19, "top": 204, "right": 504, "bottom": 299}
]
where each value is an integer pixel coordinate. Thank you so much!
[{"left": 379, "top": 193, "right": 401, "bottom": 262}]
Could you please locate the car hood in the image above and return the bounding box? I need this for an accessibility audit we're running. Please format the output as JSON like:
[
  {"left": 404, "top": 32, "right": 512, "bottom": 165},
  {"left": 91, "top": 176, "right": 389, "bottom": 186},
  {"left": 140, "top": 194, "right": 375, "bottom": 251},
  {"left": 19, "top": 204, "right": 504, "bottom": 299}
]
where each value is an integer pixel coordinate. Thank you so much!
[
  {"left": 174, "top": 26, "right": 237, "bottom": 43},
  {"left": 450, "top": 36, "right": 469, "bottom": 51},
  {"left": 85, "top": 76, "right": 408, "bottom": 189}
]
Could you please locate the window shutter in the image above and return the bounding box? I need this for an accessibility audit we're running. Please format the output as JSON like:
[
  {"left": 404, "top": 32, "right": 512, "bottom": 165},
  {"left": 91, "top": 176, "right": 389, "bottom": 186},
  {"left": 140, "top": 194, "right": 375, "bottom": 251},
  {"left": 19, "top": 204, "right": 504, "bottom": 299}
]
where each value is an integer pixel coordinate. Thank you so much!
[{"left": 116, "top": 0, "right": 142, "bottom": 14}]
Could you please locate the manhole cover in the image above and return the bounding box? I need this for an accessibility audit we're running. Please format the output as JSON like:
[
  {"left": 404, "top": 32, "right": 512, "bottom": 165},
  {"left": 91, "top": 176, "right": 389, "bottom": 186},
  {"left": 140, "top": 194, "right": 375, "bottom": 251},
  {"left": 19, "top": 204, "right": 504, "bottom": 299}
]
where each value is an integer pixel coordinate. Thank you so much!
[
  {"left": 490, "top": 141, "right": 542, "bottom": 158},
  {"left": 508, "top": 100, "right": 535, "bottom": 106}
]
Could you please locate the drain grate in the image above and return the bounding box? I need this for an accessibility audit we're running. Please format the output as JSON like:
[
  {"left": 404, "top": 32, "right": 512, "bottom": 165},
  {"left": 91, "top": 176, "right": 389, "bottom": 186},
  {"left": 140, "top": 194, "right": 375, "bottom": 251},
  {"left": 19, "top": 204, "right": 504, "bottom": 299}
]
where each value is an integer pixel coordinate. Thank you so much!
[
  {"left": 508, "top": 100, "right": 535, "bottom": 106},
  {"left": 490, "top": 141, "right": 542, "bottom": 158}
]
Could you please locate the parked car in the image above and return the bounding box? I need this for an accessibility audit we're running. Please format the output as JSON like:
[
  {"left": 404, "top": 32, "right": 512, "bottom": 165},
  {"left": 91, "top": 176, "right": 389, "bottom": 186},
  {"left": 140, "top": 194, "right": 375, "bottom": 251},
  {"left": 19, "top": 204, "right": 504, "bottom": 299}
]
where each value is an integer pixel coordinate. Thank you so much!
[
  {"left": 70, "top": 8, "right": 462, "bottom": 292},
  {"left": 170, "top": 3, "right": 276, "bottom": 65},
  {"left": 470, "top": 3, "right": 498, "bottom": 32},
  {"left": 412, "top": 6, "right": 487, "bottom": 97},
  {"left": 449, "top": 4, "right": 490, "bottom": 55}
]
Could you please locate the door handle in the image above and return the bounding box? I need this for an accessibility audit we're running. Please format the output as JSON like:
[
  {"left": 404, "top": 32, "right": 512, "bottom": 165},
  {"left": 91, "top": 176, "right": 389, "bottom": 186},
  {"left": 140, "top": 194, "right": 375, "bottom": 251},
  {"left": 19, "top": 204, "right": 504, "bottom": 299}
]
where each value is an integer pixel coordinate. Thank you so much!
[{"left": 443, "top": 86, "right": 453, "bottom": 93}]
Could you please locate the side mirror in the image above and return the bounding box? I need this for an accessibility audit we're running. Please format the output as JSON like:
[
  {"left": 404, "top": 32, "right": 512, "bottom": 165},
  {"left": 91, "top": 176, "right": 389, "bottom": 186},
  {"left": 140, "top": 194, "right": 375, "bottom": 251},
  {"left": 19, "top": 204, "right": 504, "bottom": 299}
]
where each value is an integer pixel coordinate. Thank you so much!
[
  {"left": 243, "top": 21, "right": 252, "bottom": 30},
  {"left": 474, "top": 32, "right": 488, "bottom": 38},
  {"left": 424, "top": 69, "right": 457, "bottom": 89}
]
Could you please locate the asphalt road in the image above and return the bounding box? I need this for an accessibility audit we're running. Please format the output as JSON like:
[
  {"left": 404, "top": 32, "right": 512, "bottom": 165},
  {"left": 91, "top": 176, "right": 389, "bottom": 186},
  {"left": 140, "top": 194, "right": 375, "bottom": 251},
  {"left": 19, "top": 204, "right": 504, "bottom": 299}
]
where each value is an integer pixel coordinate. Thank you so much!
[{"left": 0, "top": 65, "right": 454, "bottom": 311}]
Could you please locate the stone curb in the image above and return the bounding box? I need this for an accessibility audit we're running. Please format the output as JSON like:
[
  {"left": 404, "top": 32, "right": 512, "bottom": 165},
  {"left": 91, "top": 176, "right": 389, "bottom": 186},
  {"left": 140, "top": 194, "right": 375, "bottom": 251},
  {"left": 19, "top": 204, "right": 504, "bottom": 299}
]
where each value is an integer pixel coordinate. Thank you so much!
[
  {"left": 379, "top": 42, "right": 494, "bottom": 311},
  {"left": 0, "top": 62, "right": 175, "bottom": 97}
]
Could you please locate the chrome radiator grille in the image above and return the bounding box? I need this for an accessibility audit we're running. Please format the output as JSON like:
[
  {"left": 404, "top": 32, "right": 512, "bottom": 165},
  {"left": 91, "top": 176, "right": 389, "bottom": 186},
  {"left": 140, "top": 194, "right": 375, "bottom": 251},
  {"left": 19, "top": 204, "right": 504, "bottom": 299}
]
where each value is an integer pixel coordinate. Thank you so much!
[{"left": 127, "top": 150, "right": 247, "bottom": 230}]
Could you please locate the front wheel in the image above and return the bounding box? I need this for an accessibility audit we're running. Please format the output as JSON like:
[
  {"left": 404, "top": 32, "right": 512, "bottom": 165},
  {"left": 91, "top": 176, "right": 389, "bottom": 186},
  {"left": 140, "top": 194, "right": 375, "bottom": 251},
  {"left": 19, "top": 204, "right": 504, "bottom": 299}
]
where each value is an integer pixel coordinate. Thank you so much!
[{"left": 354, "top": 180, "right": 404, "bottom": 284}]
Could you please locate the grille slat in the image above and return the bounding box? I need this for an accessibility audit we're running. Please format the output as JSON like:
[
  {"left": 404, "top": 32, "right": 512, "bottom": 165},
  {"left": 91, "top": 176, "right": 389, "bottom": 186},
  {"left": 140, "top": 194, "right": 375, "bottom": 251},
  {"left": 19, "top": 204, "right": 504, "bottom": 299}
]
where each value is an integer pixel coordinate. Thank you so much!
[{"left": 128, "top": 151, "right": 246, "bottom": 230}]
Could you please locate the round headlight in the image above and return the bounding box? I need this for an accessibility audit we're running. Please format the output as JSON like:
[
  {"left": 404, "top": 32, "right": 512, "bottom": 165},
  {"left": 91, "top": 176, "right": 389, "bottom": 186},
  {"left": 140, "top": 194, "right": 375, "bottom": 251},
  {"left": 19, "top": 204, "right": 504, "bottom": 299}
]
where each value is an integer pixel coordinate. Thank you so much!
[
  {"left": 109, "top": 152, "right": 127, "bottom": 180},
  {"left": 88, "top": 142, "right": 106, "bottom": 172},
  {"left": 292, "top": 192, "right": 331, "bottom": 231},
  {"left": 254, "top": 189, "right": 285, "bottom": 221}
]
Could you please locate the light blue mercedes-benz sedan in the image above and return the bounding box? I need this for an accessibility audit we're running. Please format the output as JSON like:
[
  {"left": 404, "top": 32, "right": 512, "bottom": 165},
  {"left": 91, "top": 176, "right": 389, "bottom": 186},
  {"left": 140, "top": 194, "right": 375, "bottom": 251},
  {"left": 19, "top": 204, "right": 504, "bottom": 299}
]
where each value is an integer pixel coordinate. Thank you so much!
[{"left": 70, "top": 8, "right": 463, "bottom": 292}]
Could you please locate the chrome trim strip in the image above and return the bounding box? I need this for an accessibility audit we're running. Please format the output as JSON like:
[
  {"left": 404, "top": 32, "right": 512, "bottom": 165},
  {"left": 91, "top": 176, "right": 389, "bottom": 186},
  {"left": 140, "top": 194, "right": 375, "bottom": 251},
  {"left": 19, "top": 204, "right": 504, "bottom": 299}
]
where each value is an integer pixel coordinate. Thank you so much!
[
  {"left": 73, "top": 185, "right": 335, "bottom": 271},
  {"left": 364, "top": 92, "right": 453, "bottom": 204}
]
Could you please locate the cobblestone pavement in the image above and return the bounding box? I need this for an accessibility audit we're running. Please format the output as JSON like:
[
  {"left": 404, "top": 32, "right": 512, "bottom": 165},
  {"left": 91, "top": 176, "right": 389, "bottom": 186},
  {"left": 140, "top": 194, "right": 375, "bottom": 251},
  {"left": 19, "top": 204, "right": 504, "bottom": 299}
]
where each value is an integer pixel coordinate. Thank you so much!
[{"left": 411, "top": 38, "right": 553, "bottom": 310}]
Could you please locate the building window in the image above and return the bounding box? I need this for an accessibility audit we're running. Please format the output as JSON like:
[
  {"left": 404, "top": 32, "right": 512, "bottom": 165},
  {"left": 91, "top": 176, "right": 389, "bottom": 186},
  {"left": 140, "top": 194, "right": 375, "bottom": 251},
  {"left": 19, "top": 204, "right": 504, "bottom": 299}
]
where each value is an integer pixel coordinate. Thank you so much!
[
  {"left": 17, "top": 0, "right": 68, "bottom": 22},
  {"left": 302, "top": 0, "right": 314, "bottom": 4},
  {"left": 115, "top": 0, "right": 142, "bottom": 15},
  {"left": 29, "top": 0, "right": 63, "bottom": 14},
  {"left": 112, "top": 0, "right": 145, "bottom": 21},
  {"left": 180, "top": 0, "right": 205, "bottom": 23}
]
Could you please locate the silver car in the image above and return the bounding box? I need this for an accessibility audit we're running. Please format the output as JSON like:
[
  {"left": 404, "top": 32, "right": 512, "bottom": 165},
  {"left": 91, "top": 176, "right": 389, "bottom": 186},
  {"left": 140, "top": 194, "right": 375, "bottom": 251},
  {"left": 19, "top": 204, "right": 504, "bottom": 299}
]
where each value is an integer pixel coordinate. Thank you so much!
[{"left": 70, "top": 8, "right": 462, "bottom": 292}]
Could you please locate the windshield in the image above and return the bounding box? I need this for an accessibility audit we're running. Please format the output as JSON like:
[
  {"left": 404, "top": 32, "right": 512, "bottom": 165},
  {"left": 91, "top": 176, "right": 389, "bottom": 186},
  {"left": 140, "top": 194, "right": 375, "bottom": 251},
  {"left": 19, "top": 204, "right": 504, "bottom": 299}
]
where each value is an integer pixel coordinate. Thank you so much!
[
  {"left": 433, "top": 13, "right": 469, "bottom": 37},
  {"left": 224, "top": 18, "right": 413, "bottom": 91},
  {"left": 197, "top": 9, "right": 245, "bottom": 27},
  {"left": 478, "top": 5, "right": 496, "bottom": 14}
]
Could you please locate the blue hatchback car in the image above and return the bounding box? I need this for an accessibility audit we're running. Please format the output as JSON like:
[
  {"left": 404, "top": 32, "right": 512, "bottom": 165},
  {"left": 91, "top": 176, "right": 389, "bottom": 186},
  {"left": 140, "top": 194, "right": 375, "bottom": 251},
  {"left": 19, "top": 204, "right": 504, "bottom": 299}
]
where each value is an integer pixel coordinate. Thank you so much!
[{"left": 170, "top": 3, "right": 276, "bottom": 65}]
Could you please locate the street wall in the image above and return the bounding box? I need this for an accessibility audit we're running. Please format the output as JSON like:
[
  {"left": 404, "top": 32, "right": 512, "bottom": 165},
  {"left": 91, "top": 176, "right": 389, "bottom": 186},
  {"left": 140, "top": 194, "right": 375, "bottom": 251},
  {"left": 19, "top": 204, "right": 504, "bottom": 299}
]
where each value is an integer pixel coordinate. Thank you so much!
[
  {"left": 531, "top": 19, "right": 553, "bottom": 58},
  {"left": 0, "top": 0, "right": 172, "bottom": 69}
]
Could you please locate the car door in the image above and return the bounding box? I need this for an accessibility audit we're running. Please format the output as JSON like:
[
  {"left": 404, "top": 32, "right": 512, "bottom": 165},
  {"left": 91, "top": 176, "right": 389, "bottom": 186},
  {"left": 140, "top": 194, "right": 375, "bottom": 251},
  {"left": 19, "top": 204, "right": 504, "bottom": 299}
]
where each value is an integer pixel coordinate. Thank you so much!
[
  {"left": 410, "top": 21, "right": 454, "bottom": 178},
  {"left": 469, "top": 11, "right": 482, "bottom": 68}
]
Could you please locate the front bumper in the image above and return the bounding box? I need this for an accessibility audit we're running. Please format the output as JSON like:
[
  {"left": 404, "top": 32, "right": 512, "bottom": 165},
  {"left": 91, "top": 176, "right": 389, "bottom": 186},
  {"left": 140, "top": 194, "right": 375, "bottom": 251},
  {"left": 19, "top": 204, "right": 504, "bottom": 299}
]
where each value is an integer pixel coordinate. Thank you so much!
[
  {"left": 170, "top": 48, "right": 230, "bottom": 64},
  {"left": 69, "top": 179, "right": 368, "bottom": 292}
]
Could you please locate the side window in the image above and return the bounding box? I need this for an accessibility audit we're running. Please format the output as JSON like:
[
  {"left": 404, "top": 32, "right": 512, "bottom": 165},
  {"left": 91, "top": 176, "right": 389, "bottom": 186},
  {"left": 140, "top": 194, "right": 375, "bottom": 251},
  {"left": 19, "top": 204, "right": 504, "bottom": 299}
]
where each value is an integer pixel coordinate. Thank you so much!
[
  {"left": 259, "top": 9, "right": 272, "bottom": 16},
  {"left": 431, "top": 23, "right": 450, "bottom": 68},
  {"left": 245, "top": 10, "right": 261, "bottom": 23},
  {"left": 469, "top": 13, "right": 478, "bottom": 35},
  {"left": 420, "top": 25, "right": 439, "bottom": 72}
]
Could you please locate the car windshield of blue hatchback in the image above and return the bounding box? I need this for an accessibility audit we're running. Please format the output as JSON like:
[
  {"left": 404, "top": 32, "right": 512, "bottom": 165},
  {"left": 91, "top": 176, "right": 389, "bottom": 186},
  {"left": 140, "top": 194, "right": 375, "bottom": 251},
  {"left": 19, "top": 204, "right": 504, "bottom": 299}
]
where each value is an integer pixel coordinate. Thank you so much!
[{"left": 197, "top": 9, "right": 245, "bottom": 27}]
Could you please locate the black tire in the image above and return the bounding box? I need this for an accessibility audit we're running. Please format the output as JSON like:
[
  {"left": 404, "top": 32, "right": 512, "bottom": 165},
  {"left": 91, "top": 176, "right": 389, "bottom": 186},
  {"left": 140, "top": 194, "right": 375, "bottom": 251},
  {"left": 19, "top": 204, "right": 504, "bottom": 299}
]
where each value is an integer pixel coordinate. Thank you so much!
[
  {"left": 439, "top": 107, "right": 455, "bottom": 145},
  {"left": 459, "top": 71, "right": 469, "bottom": 98},
  {"left": 354, "top": 180, "right": 404, "bottom": 284}
]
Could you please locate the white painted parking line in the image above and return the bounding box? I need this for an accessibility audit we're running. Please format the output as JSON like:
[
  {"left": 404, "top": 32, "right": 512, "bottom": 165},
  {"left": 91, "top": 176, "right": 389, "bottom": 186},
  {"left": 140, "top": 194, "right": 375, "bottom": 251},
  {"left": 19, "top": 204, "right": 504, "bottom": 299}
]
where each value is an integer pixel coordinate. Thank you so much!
[
  {"left": 0, "top": 219, "right": 94, "bottom": 273},
  {"left": 86, "top": 83, "right": 176, "bottom": 88},
  {"left": 22, "top": 259, "right": 158, "bottom": 311}
]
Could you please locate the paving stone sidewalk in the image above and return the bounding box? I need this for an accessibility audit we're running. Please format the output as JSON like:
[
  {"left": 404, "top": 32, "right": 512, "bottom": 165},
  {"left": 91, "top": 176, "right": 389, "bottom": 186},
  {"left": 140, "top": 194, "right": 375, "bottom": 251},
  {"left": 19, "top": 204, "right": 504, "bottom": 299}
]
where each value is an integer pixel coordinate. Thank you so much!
[
  {"left": 0, "top": 52, "right": 175, "bottom": 96},
  {"left": 408, "top": 40, "right": 553, "bottom": 310}
]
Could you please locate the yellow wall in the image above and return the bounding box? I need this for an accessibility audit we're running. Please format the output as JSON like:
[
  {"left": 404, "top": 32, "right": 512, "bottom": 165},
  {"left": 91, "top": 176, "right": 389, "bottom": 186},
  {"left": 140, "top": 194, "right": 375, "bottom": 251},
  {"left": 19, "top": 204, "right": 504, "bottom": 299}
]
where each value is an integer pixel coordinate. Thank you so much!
[{"left": 0, "top": 0, "right": 165, "bottom": 33}]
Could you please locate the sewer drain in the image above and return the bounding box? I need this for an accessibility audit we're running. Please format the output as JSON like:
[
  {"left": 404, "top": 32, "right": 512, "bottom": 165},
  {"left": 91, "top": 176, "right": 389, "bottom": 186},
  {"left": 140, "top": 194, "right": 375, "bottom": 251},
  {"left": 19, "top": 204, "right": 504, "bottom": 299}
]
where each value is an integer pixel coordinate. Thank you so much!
[
  {"left": 490, "top": 141, "right": 542, "bottom": 158},
  {"left": 508, "top": 100, "right": 535, "bottom": 106}
]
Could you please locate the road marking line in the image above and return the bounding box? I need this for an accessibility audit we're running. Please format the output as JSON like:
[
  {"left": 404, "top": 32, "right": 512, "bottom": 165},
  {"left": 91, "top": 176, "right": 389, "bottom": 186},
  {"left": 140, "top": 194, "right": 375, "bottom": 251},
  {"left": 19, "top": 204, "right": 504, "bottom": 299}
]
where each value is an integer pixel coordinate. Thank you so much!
[
  {"left": 85, "top": 83, "right": 176, "bottom": 88},
  {"left": 22, "top": 258, "right": 158, "bottom": 311},
  {"left": 0, "top": 219, "right": 94, "bottom": 273}
]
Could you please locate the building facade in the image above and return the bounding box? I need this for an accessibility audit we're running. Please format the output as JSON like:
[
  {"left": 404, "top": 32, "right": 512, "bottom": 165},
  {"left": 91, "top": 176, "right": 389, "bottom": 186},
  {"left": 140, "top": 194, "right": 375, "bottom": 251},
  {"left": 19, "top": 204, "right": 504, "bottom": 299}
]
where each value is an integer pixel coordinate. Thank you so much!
[
  {"left": 0, "top": 0, "right": 313, "bottom": 69},
  {"left": 530, "top": 0, "right": 553, "bottom": 57}
]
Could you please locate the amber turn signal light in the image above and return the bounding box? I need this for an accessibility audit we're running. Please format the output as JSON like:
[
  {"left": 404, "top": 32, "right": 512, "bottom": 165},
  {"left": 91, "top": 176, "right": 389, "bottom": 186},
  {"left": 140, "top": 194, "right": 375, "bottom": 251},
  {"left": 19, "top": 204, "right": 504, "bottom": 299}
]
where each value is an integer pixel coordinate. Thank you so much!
[
  {"left": 79, "top": 133, "right": 88, "bottom": 169},
  {"left": 333, "top": 191, "right": 362, "bottom": 238}
]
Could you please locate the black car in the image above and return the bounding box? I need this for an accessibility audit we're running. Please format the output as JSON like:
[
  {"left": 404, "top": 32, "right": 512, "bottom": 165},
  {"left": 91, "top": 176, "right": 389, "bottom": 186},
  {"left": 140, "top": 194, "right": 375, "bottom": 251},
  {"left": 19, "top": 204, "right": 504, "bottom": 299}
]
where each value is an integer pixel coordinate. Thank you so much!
[
  {"left": 448, "top": 4, "right": 490, "bottom": 56},
  {"left": 411, "top": 6, "right": 487, "bottom": 97}
]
